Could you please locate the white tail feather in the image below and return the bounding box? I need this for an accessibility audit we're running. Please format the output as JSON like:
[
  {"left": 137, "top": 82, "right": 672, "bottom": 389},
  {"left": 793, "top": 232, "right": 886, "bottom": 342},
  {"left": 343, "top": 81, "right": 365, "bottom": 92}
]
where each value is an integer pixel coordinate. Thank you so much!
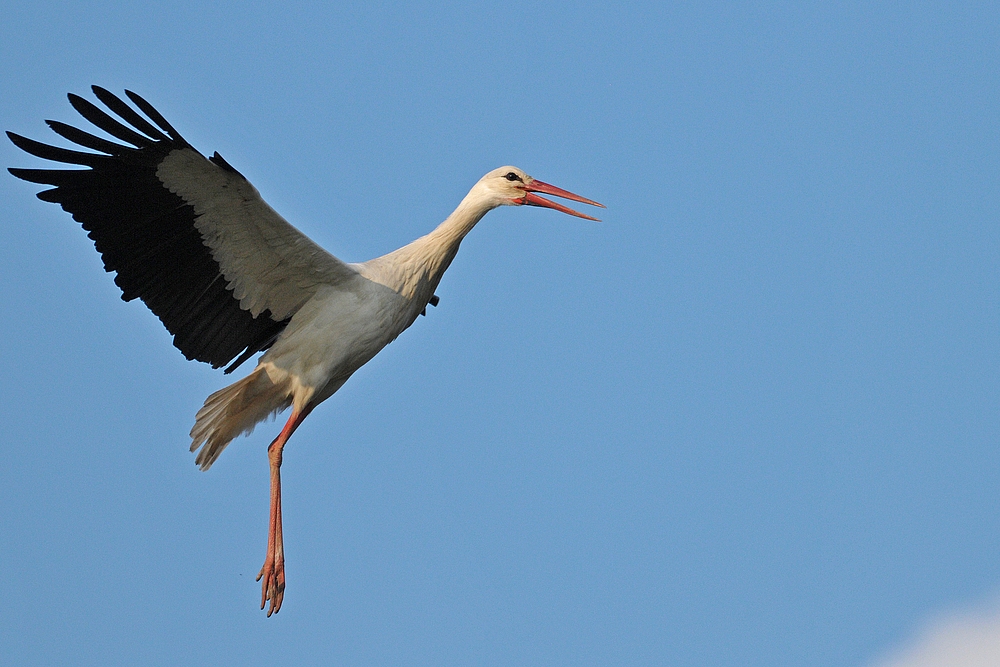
[{"left": 189, "top": 367, "right": 293, "bottom": 470}]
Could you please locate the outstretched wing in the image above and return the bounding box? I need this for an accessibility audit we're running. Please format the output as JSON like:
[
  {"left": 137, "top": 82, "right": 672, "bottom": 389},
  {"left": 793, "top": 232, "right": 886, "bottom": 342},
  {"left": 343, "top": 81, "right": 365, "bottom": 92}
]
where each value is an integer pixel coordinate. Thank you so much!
[{"left": 8, "top": 86, "right": 357, "bottom": 373}]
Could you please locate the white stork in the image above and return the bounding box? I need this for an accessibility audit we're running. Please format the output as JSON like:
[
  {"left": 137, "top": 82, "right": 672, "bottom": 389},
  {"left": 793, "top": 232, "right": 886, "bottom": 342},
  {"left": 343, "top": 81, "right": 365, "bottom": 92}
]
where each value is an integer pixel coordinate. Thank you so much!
[{"left": 7, "top": 86, "right": 604, "bottom": 616}]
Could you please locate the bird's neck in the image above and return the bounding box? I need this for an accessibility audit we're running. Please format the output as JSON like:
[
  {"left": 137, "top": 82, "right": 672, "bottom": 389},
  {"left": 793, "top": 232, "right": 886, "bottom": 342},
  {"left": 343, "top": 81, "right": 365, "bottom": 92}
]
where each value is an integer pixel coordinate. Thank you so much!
[
  {"left": 426, "top": 192, "right": 493, "bottom": 253},
  {"left": 360, "top": 190, "right": 495, "bottom": 300}
]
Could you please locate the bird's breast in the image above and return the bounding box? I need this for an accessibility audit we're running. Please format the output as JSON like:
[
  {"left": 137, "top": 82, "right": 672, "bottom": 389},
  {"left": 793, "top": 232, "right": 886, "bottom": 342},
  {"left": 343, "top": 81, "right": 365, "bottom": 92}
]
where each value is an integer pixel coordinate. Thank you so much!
[{"left": 259, "top": 278, "right": 419, "bottom": 404}]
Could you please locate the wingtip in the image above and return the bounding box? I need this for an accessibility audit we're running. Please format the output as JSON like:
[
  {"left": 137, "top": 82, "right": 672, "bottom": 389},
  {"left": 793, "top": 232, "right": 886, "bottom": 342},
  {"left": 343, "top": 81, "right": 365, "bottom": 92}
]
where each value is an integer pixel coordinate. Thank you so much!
[
  {"left": 66, "top": 92, "right": 89, "bottom": 115},
  {"left": 90, "top": 85, "right": 115, "bottom": 107},
  {"left": 7, "top": 166, "right": 41, "bottom": 183},
  {"left": 6, "top": 130, "right": 29, "bottom": 149}
]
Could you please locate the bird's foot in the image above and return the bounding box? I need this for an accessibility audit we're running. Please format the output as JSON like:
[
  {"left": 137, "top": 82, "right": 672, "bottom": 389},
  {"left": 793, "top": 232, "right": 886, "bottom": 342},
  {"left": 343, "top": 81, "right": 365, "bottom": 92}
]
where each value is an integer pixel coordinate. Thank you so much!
[{"left": 257, "top": 556, "right": 285, "bottom": 616}]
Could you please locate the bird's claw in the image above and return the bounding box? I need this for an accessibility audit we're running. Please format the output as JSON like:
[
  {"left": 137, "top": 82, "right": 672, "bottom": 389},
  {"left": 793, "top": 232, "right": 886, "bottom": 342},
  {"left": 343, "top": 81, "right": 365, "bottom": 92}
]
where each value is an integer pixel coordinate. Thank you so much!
[{"left": 257, "top": 557, "right": 285, "bottom": 616}]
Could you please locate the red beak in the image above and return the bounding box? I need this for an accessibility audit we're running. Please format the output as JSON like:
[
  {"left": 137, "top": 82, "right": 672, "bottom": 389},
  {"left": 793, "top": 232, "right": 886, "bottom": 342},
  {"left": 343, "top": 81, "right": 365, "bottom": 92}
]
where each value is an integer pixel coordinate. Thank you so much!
[{"left": 521, "top": 179, "right": 605, "bottom": 221}]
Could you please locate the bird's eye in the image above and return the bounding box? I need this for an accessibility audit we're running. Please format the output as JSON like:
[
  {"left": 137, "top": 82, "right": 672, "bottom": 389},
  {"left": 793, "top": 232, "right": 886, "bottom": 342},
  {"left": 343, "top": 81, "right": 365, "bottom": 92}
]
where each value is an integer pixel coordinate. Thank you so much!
[{"left": 505, "top": 172, "right": 521, "bottom": 182}]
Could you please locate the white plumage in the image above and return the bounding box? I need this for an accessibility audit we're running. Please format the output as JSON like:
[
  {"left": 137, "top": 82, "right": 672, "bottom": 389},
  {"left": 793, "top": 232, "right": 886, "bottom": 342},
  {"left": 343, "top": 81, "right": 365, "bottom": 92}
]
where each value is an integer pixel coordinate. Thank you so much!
[{"left": 8, "top": 87, "right": 604, "bottom": 615}]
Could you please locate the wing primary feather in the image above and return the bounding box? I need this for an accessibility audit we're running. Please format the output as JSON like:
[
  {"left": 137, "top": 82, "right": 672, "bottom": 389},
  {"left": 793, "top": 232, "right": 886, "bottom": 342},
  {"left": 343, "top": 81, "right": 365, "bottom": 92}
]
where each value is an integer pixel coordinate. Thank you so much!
[
  {"left": 45, "top": 120, "right": 130, "bottom": 156},
  {"left": 36, "top": 187, "right": 62, "bottom": 202},
  {"left": 67, "top": 93, "right": 156, "bottom": 148},
  {"left": 91, "top": 86, "right": 171, "bottom": 143},
  {"left": 124, "top": 89, "right": 189, "bottom": 146},
  {"left": 5, "top": 132, "right": 104, "bottom": 167},
  {"left": 8, "top": 167, "right": 81, "bottom": 186}
]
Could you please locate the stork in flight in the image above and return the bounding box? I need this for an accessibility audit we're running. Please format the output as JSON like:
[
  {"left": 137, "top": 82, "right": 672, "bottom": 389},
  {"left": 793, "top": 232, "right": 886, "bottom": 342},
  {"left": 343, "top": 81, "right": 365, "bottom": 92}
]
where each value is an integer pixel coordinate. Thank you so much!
[{"left": 7, "top": 87, "right": 604, "bottom": 616}]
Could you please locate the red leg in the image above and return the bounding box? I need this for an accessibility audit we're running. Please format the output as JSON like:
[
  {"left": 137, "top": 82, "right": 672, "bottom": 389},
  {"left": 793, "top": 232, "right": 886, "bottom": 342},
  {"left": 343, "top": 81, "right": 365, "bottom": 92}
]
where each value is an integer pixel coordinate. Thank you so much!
[{"left": 257, "top": 405, "right": 312, "bottom": 616}]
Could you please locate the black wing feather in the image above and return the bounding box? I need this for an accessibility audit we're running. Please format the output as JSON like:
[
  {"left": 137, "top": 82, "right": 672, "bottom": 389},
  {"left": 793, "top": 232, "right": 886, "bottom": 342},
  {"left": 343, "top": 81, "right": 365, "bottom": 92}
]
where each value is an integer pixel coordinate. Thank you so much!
[
  {"left": 46, "top": 120, "right": 131, "bottom": 156},
  {"left": 125, "top": 89, "right": 189, "bottom": 145},
  {"left": 67, "top": 93, "right": 156, "bottom": 148},
  {"left": 8, "top": 88, "right": 290, "bottom": 372},
  {"left": 6, "top": 132, "right": 106, "bottom": 167},
  {"left": 91, "top": 85, "right": 171, "bottom": 142}
]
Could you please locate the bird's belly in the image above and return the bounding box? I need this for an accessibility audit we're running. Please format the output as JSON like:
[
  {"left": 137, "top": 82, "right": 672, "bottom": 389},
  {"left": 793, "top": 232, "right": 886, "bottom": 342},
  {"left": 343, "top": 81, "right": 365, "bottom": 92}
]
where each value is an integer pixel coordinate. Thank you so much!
[{"left": 259, "top": 282, "right": 417, "bottom": 408}]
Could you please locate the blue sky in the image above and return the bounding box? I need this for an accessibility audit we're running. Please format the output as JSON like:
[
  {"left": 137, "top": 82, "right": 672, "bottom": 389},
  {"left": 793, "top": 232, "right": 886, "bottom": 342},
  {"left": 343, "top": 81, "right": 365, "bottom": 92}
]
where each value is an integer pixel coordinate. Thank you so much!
[{"left": 1, "top": 2, "right": 998, "bottom": 666}]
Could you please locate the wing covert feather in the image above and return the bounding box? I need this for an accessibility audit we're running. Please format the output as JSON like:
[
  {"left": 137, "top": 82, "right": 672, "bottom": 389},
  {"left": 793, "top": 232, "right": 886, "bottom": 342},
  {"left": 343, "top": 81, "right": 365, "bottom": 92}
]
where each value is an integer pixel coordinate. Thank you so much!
[{"left": 157, "top": 148, "right": 356, "bottom": 320}]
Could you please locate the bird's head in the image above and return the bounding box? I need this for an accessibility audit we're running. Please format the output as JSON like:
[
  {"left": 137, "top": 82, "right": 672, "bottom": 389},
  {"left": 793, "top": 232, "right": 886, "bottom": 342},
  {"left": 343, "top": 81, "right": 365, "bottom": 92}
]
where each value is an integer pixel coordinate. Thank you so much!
[{"left": 476, "top": 166, "right": 605, "bottom": 221}]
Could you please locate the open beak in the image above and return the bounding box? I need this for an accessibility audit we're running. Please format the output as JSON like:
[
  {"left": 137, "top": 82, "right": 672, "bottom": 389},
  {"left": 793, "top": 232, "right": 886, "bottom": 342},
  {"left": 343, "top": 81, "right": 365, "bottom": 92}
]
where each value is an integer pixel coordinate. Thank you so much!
[{"left": 521, "top": 179, "right": 605, "bottom": 221}]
